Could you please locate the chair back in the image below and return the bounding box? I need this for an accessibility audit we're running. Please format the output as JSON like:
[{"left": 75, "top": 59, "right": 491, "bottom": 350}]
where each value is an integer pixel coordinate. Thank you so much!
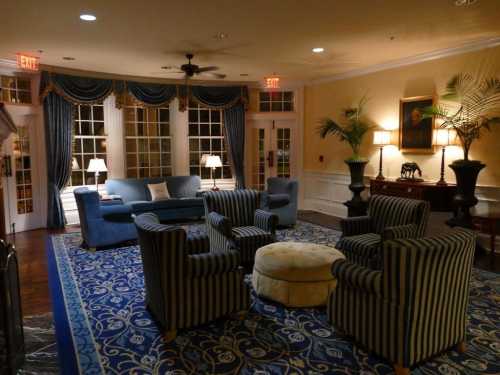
[
  {"left": 74, "top": 187, "right": 101, "bottom": 241},
  {"left": 382, "top": 228, "right": 475, "bottom": 365},
  {"left": 134, "top": 213, "right": 187, "bottom": 321},
  {"left": 267, "top": 177, "right": 298, "bottom": 196},
  {"left": 204, "top": 189, "right": 260, "bottom": 227},
  {"left": 369, "top": 195, "right": 429, "bottom": 236}
]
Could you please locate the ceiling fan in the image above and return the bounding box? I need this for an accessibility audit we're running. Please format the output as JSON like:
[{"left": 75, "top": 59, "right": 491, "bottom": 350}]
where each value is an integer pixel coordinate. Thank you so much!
[{"left": 162, "top": 53, "right": 226, "bottom": 79}]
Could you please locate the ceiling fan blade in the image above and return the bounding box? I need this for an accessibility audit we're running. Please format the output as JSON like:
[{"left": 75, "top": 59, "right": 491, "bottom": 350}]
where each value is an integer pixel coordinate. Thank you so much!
[
  {"left": 197, "top": 66, "right": 219, "bottom": 73},
  {"left": 198, "top": 71, "right": 226, "bottom": 79}
]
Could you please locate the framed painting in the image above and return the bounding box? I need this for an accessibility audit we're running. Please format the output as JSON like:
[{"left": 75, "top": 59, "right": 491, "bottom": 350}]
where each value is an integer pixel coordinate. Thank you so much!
[{"left": 399, "top": 96, "right": 435, "bottom": 153}]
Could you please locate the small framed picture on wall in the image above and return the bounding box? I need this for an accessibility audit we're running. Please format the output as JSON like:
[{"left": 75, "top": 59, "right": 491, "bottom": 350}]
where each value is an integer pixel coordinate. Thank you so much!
[{"left": 399, "top": 96, "right": 435, "bottom": 153}]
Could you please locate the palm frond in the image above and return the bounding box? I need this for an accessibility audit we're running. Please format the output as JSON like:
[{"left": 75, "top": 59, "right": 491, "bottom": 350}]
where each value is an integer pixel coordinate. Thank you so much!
[{"left": 317, "top": 118, "right": 345, "bottom": 139}]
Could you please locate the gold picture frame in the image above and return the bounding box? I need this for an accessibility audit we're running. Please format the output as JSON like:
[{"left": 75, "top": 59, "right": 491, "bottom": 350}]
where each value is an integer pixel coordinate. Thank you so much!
[{"left": 399, "top": 95, "right": 435, "bottom": 154}]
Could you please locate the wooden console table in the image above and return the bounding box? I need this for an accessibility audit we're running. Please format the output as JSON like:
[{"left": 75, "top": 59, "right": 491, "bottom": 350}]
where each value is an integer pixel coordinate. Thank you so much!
[
  {"left": 370, "top": 179, "right": 456, "bottom": 212},
  {"left": 472, "top": 202, "right": 500, "bottom": 255}
]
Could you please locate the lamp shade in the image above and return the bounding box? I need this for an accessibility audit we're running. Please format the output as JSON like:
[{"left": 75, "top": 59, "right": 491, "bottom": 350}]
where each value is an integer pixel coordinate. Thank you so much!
[
  {"left": 373, "top": 130, "right": 391, "bottom": 146},
  {"left": 434, "top": 128, "right": 457, "bottom": 146},
  {"left": 200, "top": 154, "right": 211, "bottom": 166},
  {"left": 205, "top": 155, "right": 222, "bottom": 168},
  {"left": 87, "top": 158, "right": 108, "bottom": 172},
  {"left": 72, "top": 157, "right": 80, "bottom": 170}
]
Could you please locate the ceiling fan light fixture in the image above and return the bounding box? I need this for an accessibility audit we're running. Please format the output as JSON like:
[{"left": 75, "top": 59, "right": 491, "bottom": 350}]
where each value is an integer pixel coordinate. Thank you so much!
[{"left": 312, "top": 47, "right": 325, "bottom": 53}]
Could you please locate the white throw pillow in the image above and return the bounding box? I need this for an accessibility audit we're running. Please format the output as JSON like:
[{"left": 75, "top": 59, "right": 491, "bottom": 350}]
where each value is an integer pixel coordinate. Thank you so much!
[{"left": 147, "top": 182, "right": 171, "bottom": 201}]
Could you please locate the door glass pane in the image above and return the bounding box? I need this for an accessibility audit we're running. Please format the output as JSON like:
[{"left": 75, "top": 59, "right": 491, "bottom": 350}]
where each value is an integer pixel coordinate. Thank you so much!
[
  {"left": 251, "top": 128, "right": 266, "bottom": 190},
  {"left": 276, "top": 127, "right": 291, "bottom": 178},
  {"left": 13, "top": 127, "right": 33, "bottom": 214}
]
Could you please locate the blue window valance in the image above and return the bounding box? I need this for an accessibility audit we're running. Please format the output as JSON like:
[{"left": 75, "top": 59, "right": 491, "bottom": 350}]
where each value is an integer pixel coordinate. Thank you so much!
[{"left": 40, "top": 71, "right": 248, "bottom": 110}]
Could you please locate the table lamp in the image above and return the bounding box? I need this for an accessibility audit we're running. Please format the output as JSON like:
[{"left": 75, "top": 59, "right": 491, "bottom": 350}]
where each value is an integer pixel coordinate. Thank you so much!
[
  {"left": 205, "top": 155, "right": 222, "bottom": 191},
  {"left": 373, "top": 130, "right": 391, "bottom": 180},
  {"left": 87, "top": 158, "right": 107, "bottom": 191},
  {"left": 434, "top": 128, "right": 457, "bottom": 186},
  {"left": 71, "top": 157, "right": 80, "bottom": 170}
]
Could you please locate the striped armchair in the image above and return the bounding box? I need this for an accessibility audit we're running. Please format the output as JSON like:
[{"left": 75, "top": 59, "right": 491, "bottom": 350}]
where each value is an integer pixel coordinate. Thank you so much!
[
  {"left": 336, "top": 195, "right": 430, "bottom": 269},
  {"left": 204, "top": 190, "right": 279, "bottom": 265},
  {"left": 134, "top": 213, "right": 251, "bottom": 341},
  {"left": 328, "top": 228, "right": 476, "bottom": 374}
]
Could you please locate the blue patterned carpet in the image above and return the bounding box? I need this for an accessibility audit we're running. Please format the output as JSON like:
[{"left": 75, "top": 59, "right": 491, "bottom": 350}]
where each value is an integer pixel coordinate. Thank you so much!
[{"left": 47, "top": 221, "right": 500, "bottom": 374}]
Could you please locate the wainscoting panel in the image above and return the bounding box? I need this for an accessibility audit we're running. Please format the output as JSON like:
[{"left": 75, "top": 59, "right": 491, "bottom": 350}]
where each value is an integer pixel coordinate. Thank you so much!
[{"left": 303, "top": 170, "right": 500, "bottom": 251}]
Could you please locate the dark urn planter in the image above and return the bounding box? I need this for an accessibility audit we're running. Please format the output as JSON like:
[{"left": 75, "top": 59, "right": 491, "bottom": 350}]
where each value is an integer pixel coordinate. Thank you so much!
[
  {"left": 446, "top": 159, "right": 485, "bottom": 228},
  {"left": 344, "top": 159, "right": 368, "bottom": 217}
]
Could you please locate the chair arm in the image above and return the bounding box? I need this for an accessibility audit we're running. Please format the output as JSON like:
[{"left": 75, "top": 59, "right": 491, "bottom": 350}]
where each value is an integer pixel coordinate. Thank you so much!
[
  {"left": 267, "top": 193, "right": 291, "bottom": 209},
  {"left": 186, "top": 250, "right": 241, "bottom": 277},
  {"left": 332, "top": 259, "right": 382, "bottom": 296},
  {"left": 100, "top": 199, "right": 123, "bottom": 206},
  {"left": 185, "top": 233, "right": 210, "bottom": 254},
  {"left": 196, "top": 190, "right": 206, "bottom": 198},
  {"left": 383, "top": 223, "right": 418, "bottom": 241},
  {"left": 340, "top": 216, "right": 371, "bottom": 237},
  {"left": 254, "top": 209, "right": 278, "bottom": 234},
  {"left": 207, "top": 212, "right": 233, "bottom": 237}
]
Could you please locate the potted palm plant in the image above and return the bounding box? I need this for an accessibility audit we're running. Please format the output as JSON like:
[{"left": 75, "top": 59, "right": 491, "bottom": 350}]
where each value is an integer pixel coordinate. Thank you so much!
[
  {"left": 422, "top": 73, "right": 500, "bottom": 228},
  {"left": 318, "top": 96, "right": 372, "bottom": 216}
]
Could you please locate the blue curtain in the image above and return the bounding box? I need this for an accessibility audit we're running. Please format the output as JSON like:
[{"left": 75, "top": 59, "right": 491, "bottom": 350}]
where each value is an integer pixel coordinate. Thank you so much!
[
  {"left": 43, "top": 92, "right": 74, "bottom": 228},
  {"left": 127, "top": 81, "right": 177, "bottom": 106},
  {"left": 41, "top": 72, "right": 114, "bottom": 104},
  {"left": 223, "top": 104, "right": 246, "bottom": 188},
  {"left": 190, "top": 86, "right": 248, "bottom": 189}
]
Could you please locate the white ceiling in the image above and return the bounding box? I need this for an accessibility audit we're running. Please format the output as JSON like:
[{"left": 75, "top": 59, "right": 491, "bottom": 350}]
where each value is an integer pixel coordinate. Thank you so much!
[{"left": 1, "top": 0, "right": 500, "bottom": 84}]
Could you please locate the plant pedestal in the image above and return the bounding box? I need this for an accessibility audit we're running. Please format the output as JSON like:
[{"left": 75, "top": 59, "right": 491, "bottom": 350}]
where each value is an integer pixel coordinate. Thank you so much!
[
  {"left": 446, "top": 160, "right": 485, "bottom": 229},
  {"left": 344, "top": 160, "right": 368, "bottom": 217}
]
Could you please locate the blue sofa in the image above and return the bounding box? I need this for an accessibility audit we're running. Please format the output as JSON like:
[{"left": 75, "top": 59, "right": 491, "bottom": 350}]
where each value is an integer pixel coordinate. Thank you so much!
[
  {"left": 74, "top": 187, "right": 137, "bottom": 249},
  {"left": 263, "top": 177, "right": 299, "bottom": 226},
  {"left": 105, "top": 176, "right": 205, "bottom": 221}
]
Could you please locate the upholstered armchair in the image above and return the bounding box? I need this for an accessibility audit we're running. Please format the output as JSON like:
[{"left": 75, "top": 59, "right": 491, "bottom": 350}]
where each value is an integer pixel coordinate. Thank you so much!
[
  {"left": 336, "top": 194, "right": 430, "bottom": 269},
  {"left": 134, "top": 213, "right": 250, "bottom": 340},
  {"left": 204, "top": 190, "right": 279, "bottom": 265},
  {"left": 263, "top": 177, "right": 299, "bottom": 226},
  {"left": 328, "top": 228, "right": 476, "bottom": 375},
  {"left": 74, "top": 187, "right": 137, "bottom": 250}
]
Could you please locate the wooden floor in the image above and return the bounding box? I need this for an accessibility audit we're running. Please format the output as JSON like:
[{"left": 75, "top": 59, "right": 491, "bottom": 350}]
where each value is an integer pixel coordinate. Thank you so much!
[{"left": 9, "top": 211, "right": 499, "bottom": 317}]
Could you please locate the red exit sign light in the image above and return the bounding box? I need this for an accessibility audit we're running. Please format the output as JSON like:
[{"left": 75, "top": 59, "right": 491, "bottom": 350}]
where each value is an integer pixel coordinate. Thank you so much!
[
  {"left": 265, "top": 77, "right": 280, "bottom": 89},
  {"left": 16, "top": 54, "right": 40, "bottom": 71}
]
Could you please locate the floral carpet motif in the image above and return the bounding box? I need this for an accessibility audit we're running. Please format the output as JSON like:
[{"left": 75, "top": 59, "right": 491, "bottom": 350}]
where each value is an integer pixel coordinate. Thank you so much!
[{"left": 48, "top": 221, "right": 500, "bottom": 374}]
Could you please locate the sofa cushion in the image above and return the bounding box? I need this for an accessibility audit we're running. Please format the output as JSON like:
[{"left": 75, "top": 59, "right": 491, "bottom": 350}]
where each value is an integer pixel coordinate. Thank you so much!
[
  {"left": 166, "top": 176, "right": 201, "bottom": 198},
  {"left": 105, "top": 179, "right": 149, "bottom": 203},
  {"left": 126, "top": 198, "right": 203, "bottom": 212}
]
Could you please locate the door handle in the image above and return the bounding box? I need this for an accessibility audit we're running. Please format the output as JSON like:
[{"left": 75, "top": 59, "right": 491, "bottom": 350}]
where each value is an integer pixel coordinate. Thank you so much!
[
  {"left": 3, "top": 155, "right": 12, "bottom": 177},
  {"left": 266, "top": 151, "right": 274, "bottom": 168}
]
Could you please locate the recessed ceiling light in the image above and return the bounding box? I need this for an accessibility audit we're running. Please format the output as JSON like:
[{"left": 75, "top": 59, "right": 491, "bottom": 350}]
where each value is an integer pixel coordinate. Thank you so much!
[
  {"left": 312, "top": 47, "right": 324, "bottom": 53},
  {"left": 63, "top": 56, "right": 75, "bottom": 61},
  {"left": 454, "top": 0, "right": 478, "bottom": 6},
  {"left": 80, "top": 14, "right": 97, "bottom": 21}
]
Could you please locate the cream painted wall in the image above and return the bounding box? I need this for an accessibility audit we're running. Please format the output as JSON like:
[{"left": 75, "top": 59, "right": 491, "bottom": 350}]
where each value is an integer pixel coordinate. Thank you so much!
[{"left": 304, "top": 45, "right": 500, "bottom": 187}]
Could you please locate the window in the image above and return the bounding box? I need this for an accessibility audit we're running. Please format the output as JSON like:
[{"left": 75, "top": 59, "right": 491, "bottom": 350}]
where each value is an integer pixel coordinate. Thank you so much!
[
  {"left": 188, "top": 102, "right": 232, "bottom": 180},
  {"left": 14, "top": 127, "right": 33, "bottom": 214},
  {"left": 259, "top": 91, "right": 293, "bottom": 112},
  {"left": 0, "top": 75, "right": 31, "bottom": 104},
  {"left": 68, "top": 103, "right": 107, "bottom": 186},
  {"left": 124, "top": 96, "right": 172, "bottom": 178}
]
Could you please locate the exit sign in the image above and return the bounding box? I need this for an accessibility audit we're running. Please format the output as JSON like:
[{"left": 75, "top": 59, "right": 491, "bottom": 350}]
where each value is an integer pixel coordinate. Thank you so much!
[
  {"left": 265, "top": 77, "right": 280, "bottom": 89},
  {"left": 16, "top": 53, "right": 39, "bottom": 71}
]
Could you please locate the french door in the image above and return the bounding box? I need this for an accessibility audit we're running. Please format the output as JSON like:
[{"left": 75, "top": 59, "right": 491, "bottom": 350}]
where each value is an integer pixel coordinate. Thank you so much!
[
  {"left": 249, "top": 119, "right": 296, "bottom": 191},
  {"left": 2, "top": 114, "right": 42, "bottom": 234}
]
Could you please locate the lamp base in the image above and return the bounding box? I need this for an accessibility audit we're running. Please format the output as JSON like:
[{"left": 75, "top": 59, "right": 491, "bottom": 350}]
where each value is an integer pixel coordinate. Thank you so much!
[
  {"left": 376, "top": 175, "right": 385, "bottom": 181},
  {"left": 211, "top": 186, "right": 220, "bottom": 191},
  {"left": 436, "top": 180, "right": 448, "bottom": 186}
]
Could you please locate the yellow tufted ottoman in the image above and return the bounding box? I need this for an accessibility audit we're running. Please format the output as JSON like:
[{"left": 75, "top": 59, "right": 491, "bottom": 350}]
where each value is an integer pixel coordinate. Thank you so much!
[{"left": 252, "top": 242, "right": 345, "bottom": 307}]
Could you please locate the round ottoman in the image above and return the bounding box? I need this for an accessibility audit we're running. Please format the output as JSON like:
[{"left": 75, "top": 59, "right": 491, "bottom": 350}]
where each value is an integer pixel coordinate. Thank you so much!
[{"left": 252, "top": 242, "right": 345, "bottom": 307}]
